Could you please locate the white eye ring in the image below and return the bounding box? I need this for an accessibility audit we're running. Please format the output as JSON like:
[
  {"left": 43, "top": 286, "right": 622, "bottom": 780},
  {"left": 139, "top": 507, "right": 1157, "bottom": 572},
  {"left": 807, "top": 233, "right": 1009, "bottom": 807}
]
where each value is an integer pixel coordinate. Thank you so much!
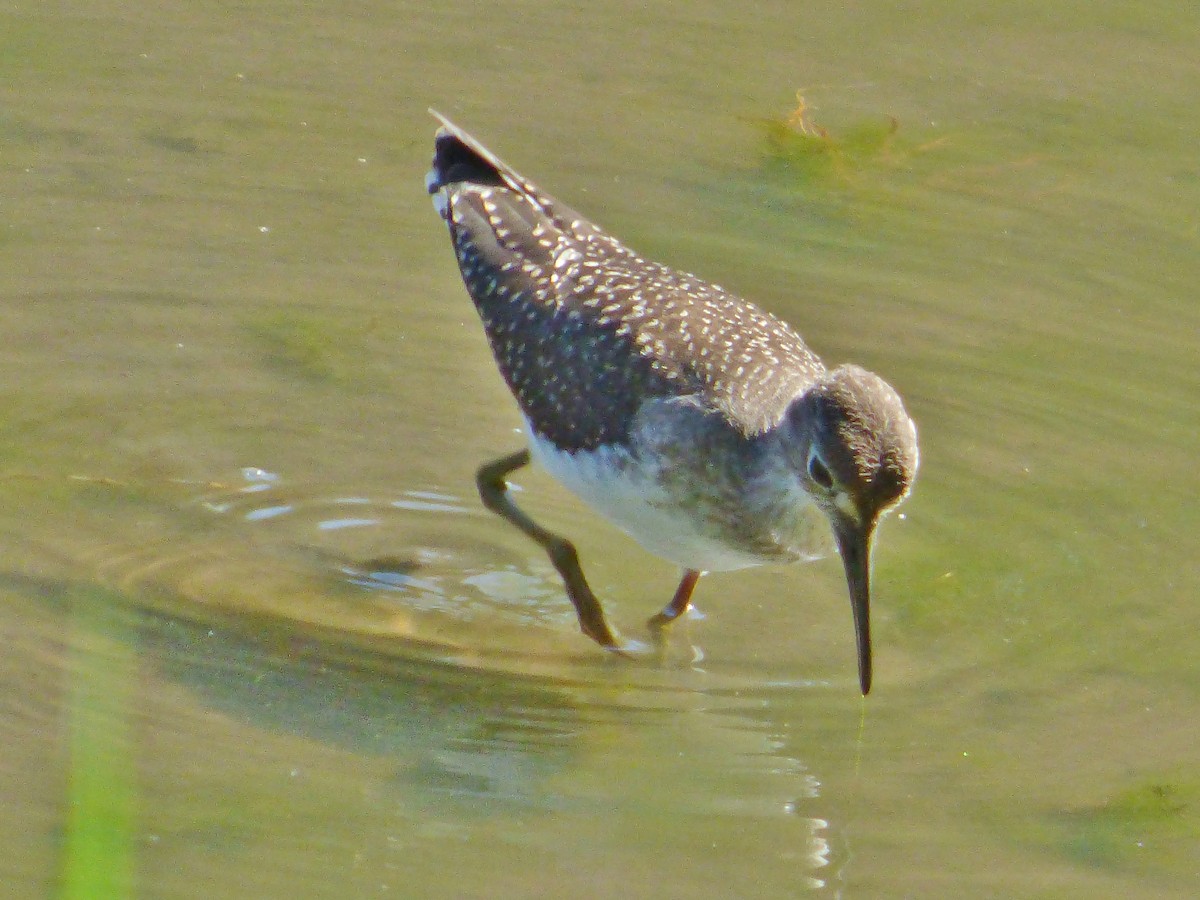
[{"left": 807, "top": 447, "right": 834, "bottom": 490}]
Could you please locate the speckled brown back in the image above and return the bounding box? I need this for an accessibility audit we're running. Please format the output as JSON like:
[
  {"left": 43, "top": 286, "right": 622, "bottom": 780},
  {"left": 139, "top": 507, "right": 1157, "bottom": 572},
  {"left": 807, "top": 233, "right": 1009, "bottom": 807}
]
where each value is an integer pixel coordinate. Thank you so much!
[{"left": 428, "top": 116, "right": 827, "bottom": 452}]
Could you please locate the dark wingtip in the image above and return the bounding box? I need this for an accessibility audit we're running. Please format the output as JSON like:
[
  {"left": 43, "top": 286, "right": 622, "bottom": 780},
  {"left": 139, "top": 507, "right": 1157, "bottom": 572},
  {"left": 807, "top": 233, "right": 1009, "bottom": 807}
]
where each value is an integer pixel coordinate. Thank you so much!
[{"left": 428, "top": 112, "right": 507, "bottom": 192}]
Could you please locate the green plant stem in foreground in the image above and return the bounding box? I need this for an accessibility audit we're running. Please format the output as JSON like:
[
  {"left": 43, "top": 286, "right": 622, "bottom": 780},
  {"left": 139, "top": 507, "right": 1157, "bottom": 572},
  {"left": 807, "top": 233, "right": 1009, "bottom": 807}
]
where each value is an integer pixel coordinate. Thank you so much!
[{"left": 60, "top": 588, "right": 138, "bottom": 899}]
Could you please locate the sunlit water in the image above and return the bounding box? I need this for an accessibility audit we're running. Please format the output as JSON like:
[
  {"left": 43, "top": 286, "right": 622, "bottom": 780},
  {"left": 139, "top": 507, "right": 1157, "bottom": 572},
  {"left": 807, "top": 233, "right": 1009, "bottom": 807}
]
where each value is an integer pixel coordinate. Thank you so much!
[{"left": 2, "top": 2, "right": 1198, "bottom": 897}]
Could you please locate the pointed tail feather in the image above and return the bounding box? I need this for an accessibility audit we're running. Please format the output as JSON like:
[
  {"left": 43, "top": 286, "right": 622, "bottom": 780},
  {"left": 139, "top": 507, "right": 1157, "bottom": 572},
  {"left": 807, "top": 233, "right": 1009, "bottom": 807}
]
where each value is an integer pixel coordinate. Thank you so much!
[
  {"left": 426, "top": 110, "right": 528, "bottom": 195},
  {"left": 424, "top": 110, "right": 593, "bottom": 236}
]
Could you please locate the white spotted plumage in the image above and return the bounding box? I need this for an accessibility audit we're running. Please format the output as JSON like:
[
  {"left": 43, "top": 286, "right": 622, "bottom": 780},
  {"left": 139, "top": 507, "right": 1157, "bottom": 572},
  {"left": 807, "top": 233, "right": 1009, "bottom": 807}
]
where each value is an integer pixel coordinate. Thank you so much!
[{"left": 426, "top": 112, "right": 917, "bottom": 581}]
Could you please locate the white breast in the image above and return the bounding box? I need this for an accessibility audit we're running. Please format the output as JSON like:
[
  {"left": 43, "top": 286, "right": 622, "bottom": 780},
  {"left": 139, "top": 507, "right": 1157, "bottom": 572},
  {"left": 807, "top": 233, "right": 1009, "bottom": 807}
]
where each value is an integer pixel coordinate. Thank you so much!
[{"left": 524, "top": 420, "right": 818, "bottom": 572}]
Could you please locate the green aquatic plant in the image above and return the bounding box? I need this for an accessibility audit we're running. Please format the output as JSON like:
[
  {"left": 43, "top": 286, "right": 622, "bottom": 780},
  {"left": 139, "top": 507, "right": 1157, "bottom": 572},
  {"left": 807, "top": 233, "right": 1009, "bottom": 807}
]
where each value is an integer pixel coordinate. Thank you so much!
[
  {"left": 753, "top": 91, "right": 943, "bottom": 190},
  {"left": 1054, "top": 776, "right": 1199, "bottom": 870},
  {"left": 246, "top": 311, "right": 377, "bottom": 387}
]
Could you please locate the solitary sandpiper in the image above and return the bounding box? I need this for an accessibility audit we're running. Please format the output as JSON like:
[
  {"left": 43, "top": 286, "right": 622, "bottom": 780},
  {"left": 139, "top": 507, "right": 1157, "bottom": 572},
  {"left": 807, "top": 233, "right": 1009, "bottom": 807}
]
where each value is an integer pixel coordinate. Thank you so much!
[{"left": 425, "top": 111, "right": 918, "bottom": 693}]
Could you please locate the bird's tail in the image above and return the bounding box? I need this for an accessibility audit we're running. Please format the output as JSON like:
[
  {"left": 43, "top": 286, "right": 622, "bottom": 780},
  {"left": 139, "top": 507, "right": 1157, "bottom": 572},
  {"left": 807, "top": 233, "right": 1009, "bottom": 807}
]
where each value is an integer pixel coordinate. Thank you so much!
[
  {"left": 426, "top": 110, "right": 543, "bottom": 216},
  {"left": 426, "top": 112, "right": 508, "bottom": 191},
  {"left": 424, "top": 110, "right": 584, "bottom": 234}
]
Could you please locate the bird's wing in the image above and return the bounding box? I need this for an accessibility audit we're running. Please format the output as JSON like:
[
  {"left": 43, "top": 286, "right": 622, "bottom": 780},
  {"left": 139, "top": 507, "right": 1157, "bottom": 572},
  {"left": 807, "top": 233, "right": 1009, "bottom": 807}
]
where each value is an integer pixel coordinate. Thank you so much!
[{"left": 428, "top": 113, "right": 825, "bottom": 447}]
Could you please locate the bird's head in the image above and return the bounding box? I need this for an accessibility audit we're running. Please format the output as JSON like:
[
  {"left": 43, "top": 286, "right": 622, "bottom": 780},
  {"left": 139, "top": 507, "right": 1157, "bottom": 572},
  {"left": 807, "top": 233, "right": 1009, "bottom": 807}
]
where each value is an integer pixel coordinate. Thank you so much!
[{"left": 787, "top": 364, "right": 918, "bottom": 694}]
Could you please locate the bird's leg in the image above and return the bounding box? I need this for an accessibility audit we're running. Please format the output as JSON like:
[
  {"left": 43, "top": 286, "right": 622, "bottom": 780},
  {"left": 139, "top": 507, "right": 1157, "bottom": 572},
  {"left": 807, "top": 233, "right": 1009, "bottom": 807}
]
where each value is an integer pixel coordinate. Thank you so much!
[
  {"left": 648, "top": 568, "right": 702, "bottom": 630},
  {"left": 476, "top": 450, "right": 620, "bottom": 648}
]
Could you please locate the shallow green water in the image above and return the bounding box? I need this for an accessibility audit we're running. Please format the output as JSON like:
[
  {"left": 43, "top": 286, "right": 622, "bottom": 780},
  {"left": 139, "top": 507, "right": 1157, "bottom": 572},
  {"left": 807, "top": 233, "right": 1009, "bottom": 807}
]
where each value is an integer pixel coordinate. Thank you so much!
[{"left": 2, "top": 2, "right": 1198, "bottom": 897}]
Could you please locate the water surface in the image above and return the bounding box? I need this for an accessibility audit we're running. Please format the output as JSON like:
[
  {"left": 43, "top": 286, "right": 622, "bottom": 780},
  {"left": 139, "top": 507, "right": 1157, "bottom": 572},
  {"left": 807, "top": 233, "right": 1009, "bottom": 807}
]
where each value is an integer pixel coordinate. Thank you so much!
[{"left": 2, "top": 1, "right": 1197, "bottom": 897}]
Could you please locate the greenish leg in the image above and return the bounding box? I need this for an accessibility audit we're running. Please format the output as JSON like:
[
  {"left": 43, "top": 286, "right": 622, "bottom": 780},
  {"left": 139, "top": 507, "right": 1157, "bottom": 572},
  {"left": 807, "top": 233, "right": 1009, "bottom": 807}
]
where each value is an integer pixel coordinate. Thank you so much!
[
  {"left": 648, "top": 568, "right": 701, "bottom": 630},
  {"left": 476, "top": 450, "right": 620, "bottom": 648}
]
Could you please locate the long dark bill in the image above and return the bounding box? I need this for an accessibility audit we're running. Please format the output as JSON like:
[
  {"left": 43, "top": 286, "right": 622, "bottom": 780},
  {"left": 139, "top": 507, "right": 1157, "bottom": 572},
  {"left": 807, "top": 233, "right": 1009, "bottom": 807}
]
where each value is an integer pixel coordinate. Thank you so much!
[{"left": 834, "top": 517, "right": 874, "bottom": 695}]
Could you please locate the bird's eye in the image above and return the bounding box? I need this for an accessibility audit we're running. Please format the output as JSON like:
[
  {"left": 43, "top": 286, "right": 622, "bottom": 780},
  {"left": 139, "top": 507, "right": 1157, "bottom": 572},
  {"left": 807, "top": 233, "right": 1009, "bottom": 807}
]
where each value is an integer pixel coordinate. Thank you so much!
[{"left": 807, "top": 451, "right": 834, "bottom": 490}]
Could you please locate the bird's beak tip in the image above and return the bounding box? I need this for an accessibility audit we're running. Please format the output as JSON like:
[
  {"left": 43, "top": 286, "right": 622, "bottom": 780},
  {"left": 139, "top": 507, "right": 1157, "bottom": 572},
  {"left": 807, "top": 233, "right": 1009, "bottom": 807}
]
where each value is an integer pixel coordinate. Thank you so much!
[{"left": 835, "top": 516, "right": 874, "bottom": 698}]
